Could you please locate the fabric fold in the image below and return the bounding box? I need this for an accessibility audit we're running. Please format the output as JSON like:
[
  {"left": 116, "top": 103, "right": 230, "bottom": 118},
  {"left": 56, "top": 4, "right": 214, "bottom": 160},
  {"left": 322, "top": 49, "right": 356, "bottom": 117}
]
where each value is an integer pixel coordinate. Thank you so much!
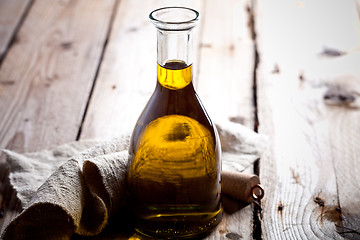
[
  {"left": 1, "top": 121, "right": 268, "bottom": 239},
  {"left": 2, "top": 138, "right": 131, "bottom": 239}
]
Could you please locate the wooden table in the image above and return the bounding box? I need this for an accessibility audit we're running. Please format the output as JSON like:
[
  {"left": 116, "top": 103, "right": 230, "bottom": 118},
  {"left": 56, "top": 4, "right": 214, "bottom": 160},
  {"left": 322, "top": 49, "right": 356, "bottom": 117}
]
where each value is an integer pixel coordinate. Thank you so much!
[{"left": 1, "top": 0, "right": 359, "bottom": 239}]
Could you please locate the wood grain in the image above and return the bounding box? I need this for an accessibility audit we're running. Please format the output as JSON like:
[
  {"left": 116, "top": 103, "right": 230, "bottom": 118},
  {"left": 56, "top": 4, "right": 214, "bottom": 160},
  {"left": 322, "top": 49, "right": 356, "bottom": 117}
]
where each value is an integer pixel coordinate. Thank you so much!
[
  {"left": 0, "top": 0, "right": 117, "bottom": 233},
  {"left": 301, "top": 51, "right": 360, "bottom": 239},
  {"left": 0, "top": 0, "right": 33, "bottom": 61},
  {"left": 255, "top": 0, "right": 360, "bottom": 239},
  {"left": 327, "top": 98, "right": 360, "bottom": 239},
  {"left": 0, "top": 0, "right": 116, "bottom": 153},
  {"left": 197, "top": 0, "right": 255, "bottom": 129}
]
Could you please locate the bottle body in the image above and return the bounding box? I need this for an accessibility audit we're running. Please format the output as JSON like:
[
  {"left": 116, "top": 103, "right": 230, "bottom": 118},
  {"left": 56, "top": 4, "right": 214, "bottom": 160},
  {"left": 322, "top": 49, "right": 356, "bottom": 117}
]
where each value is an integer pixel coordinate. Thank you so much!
[
  {"left": 127, "top": 61, "right": 222, "bottom": 238},
  {"left": 127, "top": 7, "right": 222, "bottom": 238}
]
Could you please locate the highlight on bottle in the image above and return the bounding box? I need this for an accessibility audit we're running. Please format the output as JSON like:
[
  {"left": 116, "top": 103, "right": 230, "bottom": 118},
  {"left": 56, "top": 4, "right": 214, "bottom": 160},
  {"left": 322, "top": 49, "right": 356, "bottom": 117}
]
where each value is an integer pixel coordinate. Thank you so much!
[{"left": 149, "top": 7, "right": 199, "bottom": 31}]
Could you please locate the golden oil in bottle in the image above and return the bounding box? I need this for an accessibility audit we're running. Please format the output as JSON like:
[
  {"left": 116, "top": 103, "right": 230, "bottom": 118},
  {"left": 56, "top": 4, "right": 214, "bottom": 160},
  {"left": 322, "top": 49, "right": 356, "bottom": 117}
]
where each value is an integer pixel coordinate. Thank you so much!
[
  {"left": 127, "top": 7, "right": 222, "bottom": 239},
  {"left": 127, "top": 60, "right": 222, "bottom": 239}
]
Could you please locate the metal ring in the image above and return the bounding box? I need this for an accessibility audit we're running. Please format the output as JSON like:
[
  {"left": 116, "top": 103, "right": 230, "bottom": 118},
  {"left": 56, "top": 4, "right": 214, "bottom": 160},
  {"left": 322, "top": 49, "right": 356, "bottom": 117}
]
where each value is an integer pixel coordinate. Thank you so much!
[{"left": 252, "top": 184, "right": 264, "bottom": 200}]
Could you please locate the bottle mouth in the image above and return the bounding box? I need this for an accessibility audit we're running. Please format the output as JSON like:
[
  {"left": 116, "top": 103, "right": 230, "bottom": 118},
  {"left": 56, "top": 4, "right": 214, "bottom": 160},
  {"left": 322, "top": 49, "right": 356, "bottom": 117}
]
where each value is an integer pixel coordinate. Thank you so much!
[{"left": 149, "top": 7, "right": 199, "bottom": 31}]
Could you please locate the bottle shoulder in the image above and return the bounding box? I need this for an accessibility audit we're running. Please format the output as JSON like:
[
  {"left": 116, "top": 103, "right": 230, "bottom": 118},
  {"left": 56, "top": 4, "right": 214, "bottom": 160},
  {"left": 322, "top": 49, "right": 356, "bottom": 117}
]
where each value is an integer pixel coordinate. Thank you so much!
[
  {"left": 130, "top": 81, "right": 218, "bottom": 151},
  {"left": 138, "top": 82, "right": 214, "bottom": 126}
]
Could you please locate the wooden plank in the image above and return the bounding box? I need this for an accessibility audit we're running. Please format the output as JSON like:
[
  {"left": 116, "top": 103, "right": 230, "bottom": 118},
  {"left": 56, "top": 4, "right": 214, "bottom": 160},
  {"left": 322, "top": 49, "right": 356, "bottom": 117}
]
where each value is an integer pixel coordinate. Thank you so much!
[
  {"left": 196, "top": 0, "right": 256, "bottom": 239},
  {"left": 0, "top": 0, "right": 33, "bottom": 61},
  {"left": 255, "top": 0, "right": 360, "bottom": 239},
  {"left": 300, "top": 46, "right": 360, "bottom": 239},
  {"left": 325, "top": 75, "right": 360, "bottom": 239},
  {"left": 80, "top": 0, "right": 257, "bottom": 239},
  {"left": 0, "top": 0, "right": 116, "bottom": 153},
  {"left": 0, "top": 0, "right": 117, "bottom": 233},
  {"left": 197, "top": 0, "right": 255, "bottom": 129},
  {"left": 80, "top": 0, "right": 159, "bottom": 138}
]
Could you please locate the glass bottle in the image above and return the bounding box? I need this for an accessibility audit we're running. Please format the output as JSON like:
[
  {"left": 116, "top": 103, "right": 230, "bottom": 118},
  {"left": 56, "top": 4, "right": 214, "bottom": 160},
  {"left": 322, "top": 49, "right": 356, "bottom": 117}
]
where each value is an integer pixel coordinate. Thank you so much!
[{"left": 127, "top": 7, "right": 222, "bottom": 239}]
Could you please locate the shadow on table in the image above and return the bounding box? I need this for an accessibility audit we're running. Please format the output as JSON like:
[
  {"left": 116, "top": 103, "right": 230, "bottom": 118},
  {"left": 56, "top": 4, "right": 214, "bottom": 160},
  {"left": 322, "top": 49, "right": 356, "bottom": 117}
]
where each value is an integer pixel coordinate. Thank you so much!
[{"left": 72, "top": 196, "right": 252, "bottom": 240}]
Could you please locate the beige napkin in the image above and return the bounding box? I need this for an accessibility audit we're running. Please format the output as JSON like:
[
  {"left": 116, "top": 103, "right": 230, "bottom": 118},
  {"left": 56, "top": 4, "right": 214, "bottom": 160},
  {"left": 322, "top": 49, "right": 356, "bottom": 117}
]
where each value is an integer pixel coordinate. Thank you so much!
[{"left": 1, "top": 121, "right": 268, "bottom": 239}]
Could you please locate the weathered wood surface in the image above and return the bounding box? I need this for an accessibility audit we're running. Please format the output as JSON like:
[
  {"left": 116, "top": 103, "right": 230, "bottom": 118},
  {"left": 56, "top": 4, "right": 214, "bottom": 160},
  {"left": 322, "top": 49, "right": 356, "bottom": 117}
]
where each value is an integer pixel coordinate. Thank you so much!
[
  {"left": 0, "top": 0, "right": 32, "bottom": 62},
  {"left": 2, "top": 0, "right": 359, "bottom": 239},
  {"left": 196, "top": 0, "right": 255, "bottom": 128},
  {"left": 0, "top": 0, "right": 117, "bottom": 233},
  {"left": 0, "top": 0, "right": 117, "bottom": 152},
  {"left": 256, "top": 0, "right": 360, "bottom": 239}
]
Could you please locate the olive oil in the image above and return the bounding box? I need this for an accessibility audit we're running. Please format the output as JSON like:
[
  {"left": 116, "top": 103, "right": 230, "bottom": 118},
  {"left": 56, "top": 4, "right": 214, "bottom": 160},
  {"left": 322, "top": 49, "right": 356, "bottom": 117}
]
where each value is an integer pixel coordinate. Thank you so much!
[
  {"left": 128, "top": 60, "right": 222, "bottom": 239},
  {"left": 157, "top": 60, "right": 192, "bottom": 90}
]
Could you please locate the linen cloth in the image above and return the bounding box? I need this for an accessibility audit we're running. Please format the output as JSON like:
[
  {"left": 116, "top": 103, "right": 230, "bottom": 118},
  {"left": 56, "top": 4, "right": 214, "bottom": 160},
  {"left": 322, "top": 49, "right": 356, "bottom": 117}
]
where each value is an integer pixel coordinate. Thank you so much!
[{"left": 1, "top": 121, "right": 268, "bottom": 239}]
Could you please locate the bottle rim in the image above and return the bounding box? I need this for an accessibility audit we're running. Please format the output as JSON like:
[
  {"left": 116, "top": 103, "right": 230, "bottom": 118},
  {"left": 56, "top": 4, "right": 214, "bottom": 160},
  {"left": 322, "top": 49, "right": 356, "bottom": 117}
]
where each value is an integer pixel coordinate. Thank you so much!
[{"left": 149, "top": 7, "right": 199, "bottom": 31}]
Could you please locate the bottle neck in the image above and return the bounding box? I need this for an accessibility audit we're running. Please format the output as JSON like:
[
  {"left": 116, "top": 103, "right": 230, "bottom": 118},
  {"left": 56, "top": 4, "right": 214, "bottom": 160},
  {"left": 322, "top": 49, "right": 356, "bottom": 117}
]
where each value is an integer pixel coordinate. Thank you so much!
[
  {"left": 157, "top": 29, "right": 194, "bottom": 67},
  {"left": 156, "top": 29, "right": 194, "bottom": 90}
]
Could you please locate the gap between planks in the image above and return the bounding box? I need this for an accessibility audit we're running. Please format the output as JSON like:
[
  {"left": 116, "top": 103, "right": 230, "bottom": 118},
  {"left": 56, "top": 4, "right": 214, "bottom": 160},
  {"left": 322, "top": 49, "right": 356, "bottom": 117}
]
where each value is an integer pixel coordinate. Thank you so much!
[
  {"left": 0, "top": 0, "right": 120, "bottom": 232},
  {"left": 0, "top": 0, "right": 34, "bottom": 233},
  {"left": 248, "top": 0, "right": 262, "bottom": 239},
  {"left": 0, "top": 0, "right": 34, "bottom": 64},
  {"left": 75, "top": 0, "right": 121, "bottom": 141}
]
